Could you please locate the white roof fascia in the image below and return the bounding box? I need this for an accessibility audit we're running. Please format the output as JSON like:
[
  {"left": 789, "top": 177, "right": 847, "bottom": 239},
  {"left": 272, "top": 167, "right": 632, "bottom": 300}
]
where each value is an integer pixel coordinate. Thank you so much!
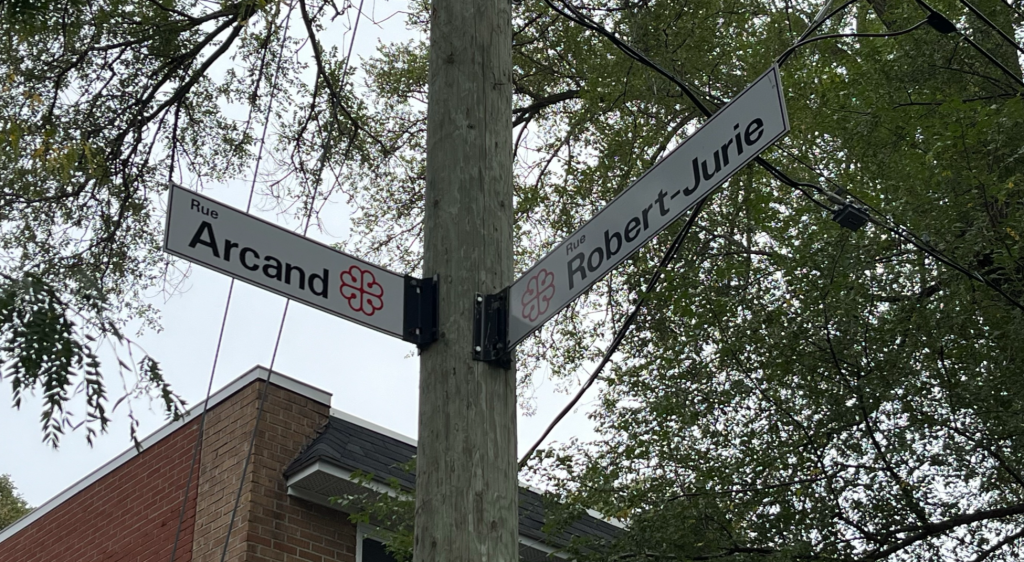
[
  {"left": 329, "top": 408, "right": 418, "bottom": 447},
  {"left": 286, "top": 486, "right": 339, "bottom": 511},
  {"left": 0, "top": 365, "right": 331, "bottom": 544},
  {"left": 287, "top": 460, "right": 402, "bottom": 498},
  {"left": 518, "top": 534, "right": 571, "bottom": 559}
]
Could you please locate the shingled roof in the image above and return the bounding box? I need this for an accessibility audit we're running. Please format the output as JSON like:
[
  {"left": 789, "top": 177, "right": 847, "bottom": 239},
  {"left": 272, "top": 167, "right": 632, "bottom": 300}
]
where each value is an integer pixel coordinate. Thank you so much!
[{"left": 284, "top": 414, "right": 621, "bottom": 554}]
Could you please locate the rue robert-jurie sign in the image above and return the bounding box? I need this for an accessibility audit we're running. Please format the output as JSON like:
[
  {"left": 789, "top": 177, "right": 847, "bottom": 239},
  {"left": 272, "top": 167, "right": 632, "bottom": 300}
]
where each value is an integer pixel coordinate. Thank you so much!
[
  {"left": 490, "top": 65, "right": 789, "bottom": 356},
  {"left": 164, "top": 184, "right": 436, "bottom": 345}
]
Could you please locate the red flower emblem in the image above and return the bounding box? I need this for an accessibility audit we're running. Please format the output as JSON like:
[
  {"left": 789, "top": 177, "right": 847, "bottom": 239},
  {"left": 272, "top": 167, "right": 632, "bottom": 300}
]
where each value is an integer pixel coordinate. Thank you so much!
[
  {"left": 521, "top": 268, "right": 555, "bottom": 322},
  {"left": 339, "top": 265, "right": 384, "bottom": 316}
]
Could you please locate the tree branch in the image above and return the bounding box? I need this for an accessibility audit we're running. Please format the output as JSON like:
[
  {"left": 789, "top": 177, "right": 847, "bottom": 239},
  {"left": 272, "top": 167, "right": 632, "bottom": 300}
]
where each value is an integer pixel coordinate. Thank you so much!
[
  {"left": 513, "top": 89, "right": 580, "bottom": 126},
  {"left": 867, "top": 503, "right": 1024, "bottom": 560}
]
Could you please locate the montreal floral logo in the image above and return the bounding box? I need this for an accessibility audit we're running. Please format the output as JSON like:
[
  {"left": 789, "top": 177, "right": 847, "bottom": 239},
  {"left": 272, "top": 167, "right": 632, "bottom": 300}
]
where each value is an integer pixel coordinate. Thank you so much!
[
  {"left": 339, "top": 265, "right": 384, "bottom": 316},
  {"left": 521, "top": 268, "right": 555, "bottom": 322}
]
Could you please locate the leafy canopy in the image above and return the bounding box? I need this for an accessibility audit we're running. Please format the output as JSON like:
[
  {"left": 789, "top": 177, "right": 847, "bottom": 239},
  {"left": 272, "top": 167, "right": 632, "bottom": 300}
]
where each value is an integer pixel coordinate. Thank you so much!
[
  {"left": 0, "top": 0, "right": 374, "bottom": 445},
  {"left": 5, "top": 0, "right": 1024, "bottom": 558},
  {"left": 0, "top": 474, "right": 32, "bottom": 530}
]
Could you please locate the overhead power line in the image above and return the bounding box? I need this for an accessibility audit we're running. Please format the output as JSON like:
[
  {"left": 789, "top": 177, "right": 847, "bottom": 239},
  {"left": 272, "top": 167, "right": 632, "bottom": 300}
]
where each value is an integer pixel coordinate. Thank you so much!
[
  {"left": 216, "top": 4, "right": 367, "bottom": 562},
  {"left": 168, "top": 6, "right": 299, "bottom": 562},
  {"left": 550, "top": 0, "right": 1024, "bottom": 311},
  {"left": 520, "top": 0, "right": 1024, "bottom": 461},
  {"left": 956, "top": 0, "right": 1024, "bottom": 56},
  {"left": 518, "top": 197, "right": 708, "bottom": 469},
  {"left": 775, "top": 19, "right": 932, "bottom": 67},
  {"left": 914, "top": 0, "right": 1024, "bottom": 89}
]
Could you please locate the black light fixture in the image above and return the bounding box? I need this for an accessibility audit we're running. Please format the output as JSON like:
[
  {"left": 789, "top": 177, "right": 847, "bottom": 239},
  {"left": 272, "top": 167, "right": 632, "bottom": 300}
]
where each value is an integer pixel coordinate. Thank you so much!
[{"left": 832, "top": 203, "right": 870, "bottom": 231}]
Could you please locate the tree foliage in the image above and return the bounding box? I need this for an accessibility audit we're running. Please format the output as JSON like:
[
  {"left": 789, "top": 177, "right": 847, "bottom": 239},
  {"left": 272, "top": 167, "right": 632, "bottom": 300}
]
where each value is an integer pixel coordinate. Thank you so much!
[
  {"left": 322, "top": 0, "right": 1024, "bottom": 557},
  {"left": 5, "top": 0, "right": 1024, "bottom": 557},
  {"left": 0, "top": 474, "right": 32, "bottom": 530},
  {"left": 0, "top": 0, "right": 372, "bottom": 444},
  {"left": 478, "top": 0, "right": 1024, "bottom": 560}
]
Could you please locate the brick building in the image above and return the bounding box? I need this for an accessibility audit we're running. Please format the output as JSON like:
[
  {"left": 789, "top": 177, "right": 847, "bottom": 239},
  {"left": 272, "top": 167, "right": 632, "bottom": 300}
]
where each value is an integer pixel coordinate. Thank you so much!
[{"left": 0, "top": 367, "right": 618, "bottom": 561}]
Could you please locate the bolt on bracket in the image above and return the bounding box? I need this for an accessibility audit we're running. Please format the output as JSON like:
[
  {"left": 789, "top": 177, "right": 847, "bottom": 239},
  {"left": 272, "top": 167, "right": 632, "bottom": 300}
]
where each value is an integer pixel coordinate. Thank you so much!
[
  {"left": 472, "top": 289, "right": 511, "bottom": 368},
  {"left": 403, "top": 275, "right": 439, "bottom": 348}
]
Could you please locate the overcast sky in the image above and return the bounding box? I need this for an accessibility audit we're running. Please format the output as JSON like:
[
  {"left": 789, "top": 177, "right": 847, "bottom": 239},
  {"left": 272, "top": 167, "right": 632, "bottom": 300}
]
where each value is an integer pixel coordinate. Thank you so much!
[{"left": 0, "top": 0, "right": 601, "bottom": 508}]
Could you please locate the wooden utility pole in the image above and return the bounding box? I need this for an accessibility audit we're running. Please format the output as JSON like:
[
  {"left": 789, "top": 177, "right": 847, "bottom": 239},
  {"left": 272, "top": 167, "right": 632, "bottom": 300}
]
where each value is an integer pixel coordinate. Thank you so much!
[{"left": 415, "top": 0, "right": 516, "bottom": 559}]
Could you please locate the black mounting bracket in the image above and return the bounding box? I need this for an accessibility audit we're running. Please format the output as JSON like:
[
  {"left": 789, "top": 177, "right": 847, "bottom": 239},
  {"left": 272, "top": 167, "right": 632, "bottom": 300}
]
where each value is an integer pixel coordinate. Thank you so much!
[
  {"left": 473, "top": 289, "right": 511, "bottom": 368},
  {"left": 403, "top": 275, "right": 439, "bottom": 349},
  {"left": 832, "top": 203, "right": 870, "bottom": 232}
]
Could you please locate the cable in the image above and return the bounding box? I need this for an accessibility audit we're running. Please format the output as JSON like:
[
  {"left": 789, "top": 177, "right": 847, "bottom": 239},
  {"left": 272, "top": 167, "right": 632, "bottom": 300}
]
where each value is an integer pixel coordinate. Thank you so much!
[
  {"left": 798, "top": 0, "right": 859, "bottom": 44},
  {"left": 519, "top": 0, "right": 1024, "bottom": 464},
  {"left": 771, "top": 147, "right": 1024, "bottom": 313},
  {"left": 167, "top": 278, "right": 238, "bottom": 562},
  {"left": 517, "top": 0, "right": 852, "bottom": 468},
  {"left": 167, "top": 6, "right": 297, "bottom": 562},
  {"left": 914, "top": 0, "right": 1024, "bottom": 89},
  {"left": 216, "top": 5, "right": 366, "bottom": 561},
  {"left": 999, "top": 0, "right": 1024, "bottom": 20},
  {"left": 956, "top": 0, "right": 1024, "bottom": 56},
  {"left": 958, "top": 33, "right": 1024, "bottom": 88},
  {"left": 543, "top": 0, "right": 714, "bottom": 115},
  {"left": 518, "top": 197, "right": 708, "bottom": 469},
  {"left": 548, "top": 0, "right": 1024, "bottom": 313},
  {"left": 775, "top": 19, "right": 932, "bottom": 67},
  {"left": 850, "top": 195, "right": 1024, "bottom": 313},
  {"left": 218, "top": 302, "right": 289, "bottom": 562}
]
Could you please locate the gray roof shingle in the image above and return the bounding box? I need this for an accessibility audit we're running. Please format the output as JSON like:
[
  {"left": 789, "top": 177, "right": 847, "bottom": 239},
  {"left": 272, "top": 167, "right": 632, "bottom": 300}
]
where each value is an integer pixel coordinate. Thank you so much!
[{"left": 285, "top": 415, "right": 621, "bottom": 550}]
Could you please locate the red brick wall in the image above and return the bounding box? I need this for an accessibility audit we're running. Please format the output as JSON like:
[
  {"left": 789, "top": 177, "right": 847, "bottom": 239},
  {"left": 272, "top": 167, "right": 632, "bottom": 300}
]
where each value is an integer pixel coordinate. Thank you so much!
[
  {"left": 190, "top": 382, "right": 263, "bottom": 562},
  {"left": 0, "top": 418, "right": 201, "bottom": 562},
  {"left": 242, "top": 383, "right": 356, "bottom": 562},
  {"left": 191, "top": 381, "right": 357, "bottom": 562},
  {"left": 1, "top": 376, "right": 359, "bottom": 562}
]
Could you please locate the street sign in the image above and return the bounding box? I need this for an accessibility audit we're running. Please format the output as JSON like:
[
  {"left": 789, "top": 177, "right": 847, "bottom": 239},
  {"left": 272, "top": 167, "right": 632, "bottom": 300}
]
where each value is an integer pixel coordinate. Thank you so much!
[
  {"left": 483, "top": 65, "right": 789, "bottom": 358},
  {"left": 164, "top": 184, "right": 436, "bottom": 346}
]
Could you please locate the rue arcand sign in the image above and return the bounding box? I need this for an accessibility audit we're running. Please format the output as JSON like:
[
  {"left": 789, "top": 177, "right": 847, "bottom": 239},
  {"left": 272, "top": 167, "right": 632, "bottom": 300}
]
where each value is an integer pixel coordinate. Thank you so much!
[
  {"left": 475, "top": 65, "right": 790, "bottom": 362},
  {"left": 164, "top": 184, "right": 437, "bottom": 346}
]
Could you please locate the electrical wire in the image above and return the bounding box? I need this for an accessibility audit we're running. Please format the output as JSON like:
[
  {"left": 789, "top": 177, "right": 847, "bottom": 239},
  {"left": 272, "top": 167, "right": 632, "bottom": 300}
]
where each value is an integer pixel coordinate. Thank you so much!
[
  {"left": 518, "top": 197, "right": 708, "bottom": 469},
  {"left": 775, "top": 19, "right": 932, "bottom": 67},
  {"left": 770, "top": 144, "right": 1024, "bottom": 312},
  {"left": 216, "top": 5, "right": 366, "bottom": 561},
  {"left": 771, "top": 145, "right": 1024, "bottom": 311},
  {"left": 999, "top": 0, "right": 1024, "bottom": 20},
  {"left": 517, "top": 0, "right": 850, "bottom": 467},
  {"left": 167, "top": 278, "right": 238, "bottom": 562},
  {"left": 521, "top": 0, "right": 1024, "bottom": 463},
  {"left": 848, "top": 193, "right": 1024, "bottom": 313},
  {"left": 543, "top": 0, "right": 714, "bottom": 115},
  {"left": 166, "top": 7, "right": 299, "bottom": 560},
  {"left": 915, "top": 0, "right": 1024, "bottom": 89},
  {"left": 958, "top": 32, "right": 1024, "bottom": 88},
  {"left": 957, "top": 0, "right": 1024, "bottom": 56},
  {"left": 550, "top": 0, "right": 1024, "bottom": 311},
  {"left": 798, "top": 0, "right": 860, "bottom": 45}
]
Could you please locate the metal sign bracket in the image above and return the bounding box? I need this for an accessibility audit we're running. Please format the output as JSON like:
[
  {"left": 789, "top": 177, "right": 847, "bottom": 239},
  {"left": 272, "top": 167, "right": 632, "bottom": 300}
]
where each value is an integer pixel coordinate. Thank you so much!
[
  {"left": 404, "top": 275, "right": 439, "bottom": 348},
  {"left": 473, "top": 289, "right": 511, "bottom": 368}
]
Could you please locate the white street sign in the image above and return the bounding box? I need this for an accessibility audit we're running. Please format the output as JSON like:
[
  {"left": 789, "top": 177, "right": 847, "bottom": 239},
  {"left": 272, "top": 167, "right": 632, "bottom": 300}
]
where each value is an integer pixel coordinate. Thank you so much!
[
  {"left": 164, "top": 184, "right": 429, "bottom": 343},
  {"left": 506, "top": 65, "right": 789, "bottom": 348}
]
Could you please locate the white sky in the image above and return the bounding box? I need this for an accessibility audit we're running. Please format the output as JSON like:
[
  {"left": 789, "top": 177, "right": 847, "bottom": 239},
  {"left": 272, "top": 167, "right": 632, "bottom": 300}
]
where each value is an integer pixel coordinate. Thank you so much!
[{"left": 0, "top": 0, "right": 601, "bottom": 508}]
